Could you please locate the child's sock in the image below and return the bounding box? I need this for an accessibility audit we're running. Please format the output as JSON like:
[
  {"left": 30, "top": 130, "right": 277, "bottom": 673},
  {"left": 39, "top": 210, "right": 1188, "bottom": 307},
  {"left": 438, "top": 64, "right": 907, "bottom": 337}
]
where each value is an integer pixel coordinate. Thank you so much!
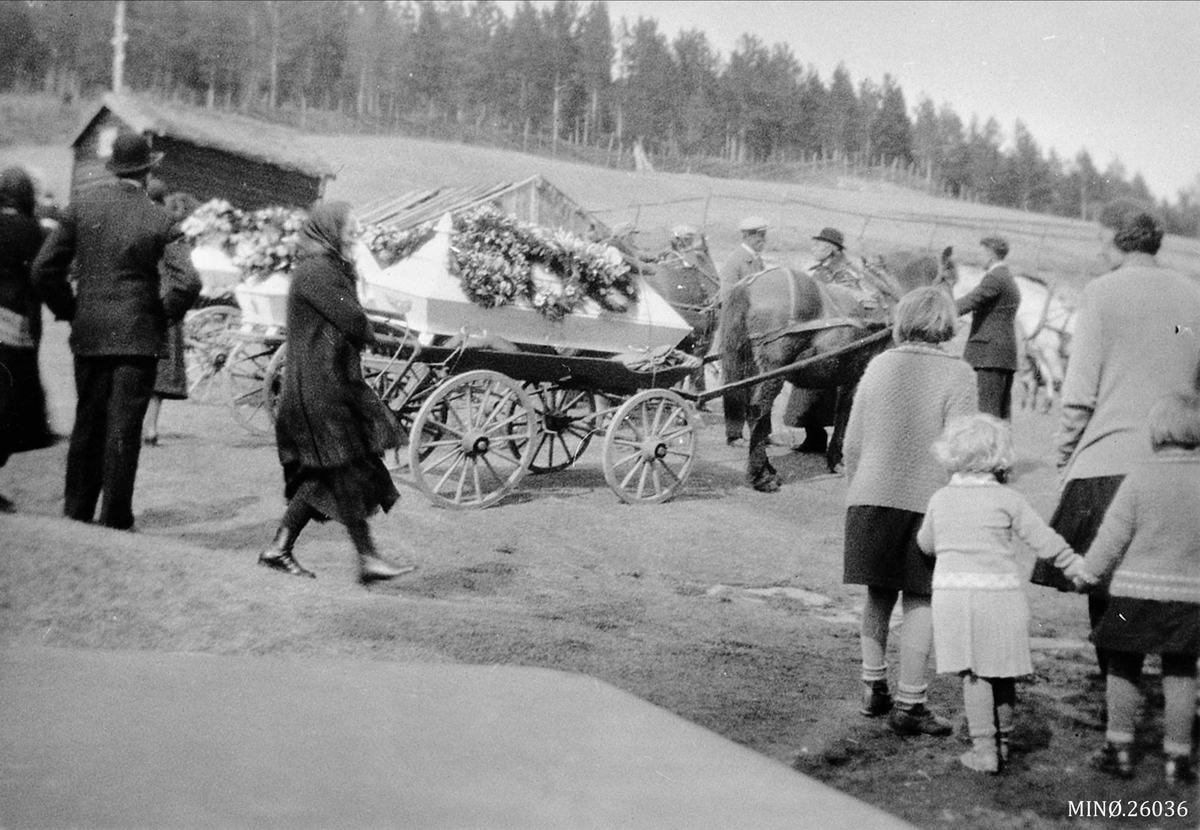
[
  {"left": 960, "top": 675, "right": 999, "bottom": 774},
  {"left": 993, "top": 678, "right": 1015, "bottom": 765}
]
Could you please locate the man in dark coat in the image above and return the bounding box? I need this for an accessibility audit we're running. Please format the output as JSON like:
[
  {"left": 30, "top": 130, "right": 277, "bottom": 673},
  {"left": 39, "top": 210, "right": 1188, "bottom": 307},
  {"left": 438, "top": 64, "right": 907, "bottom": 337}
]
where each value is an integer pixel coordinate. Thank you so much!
[
  {"left": 33, "top": 134, "right": 199, "bottom": 529},
  {"left": 956, "top": 236, "right": 1020, "bottom": 419}
]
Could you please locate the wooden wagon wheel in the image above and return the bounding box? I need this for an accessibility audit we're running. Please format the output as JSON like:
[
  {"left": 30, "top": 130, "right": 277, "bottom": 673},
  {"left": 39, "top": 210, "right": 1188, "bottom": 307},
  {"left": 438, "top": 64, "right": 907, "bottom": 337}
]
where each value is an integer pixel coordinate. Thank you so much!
[
  {"left": 509, "top": 382, "right": 599, "bottom": 474},
  {"left": 365, "top": 357, "right": 445, "bottom": 473},
  {"left": 262, "top": 342, "right": 287, "bottom": 425},
  {"left": 225, "top": 337, "right": 282, "bottom": 435},
  {"left": 601, "top": 389, "right": 695, "bottom": 505},
  {"left": 182, "top": 305, "right": 240, "bottom": 403},
  {"left": 408, "top": 370, "right": 538, "bottom": 509}
]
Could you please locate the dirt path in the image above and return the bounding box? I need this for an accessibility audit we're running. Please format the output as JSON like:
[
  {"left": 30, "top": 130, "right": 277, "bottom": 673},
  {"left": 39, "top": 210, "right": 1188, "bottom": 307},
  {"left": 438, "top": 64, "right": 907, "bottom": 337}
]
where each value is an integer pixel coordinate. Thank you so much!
[{"left": 1, "top": 322, "right": 1194, "bottom": 829}]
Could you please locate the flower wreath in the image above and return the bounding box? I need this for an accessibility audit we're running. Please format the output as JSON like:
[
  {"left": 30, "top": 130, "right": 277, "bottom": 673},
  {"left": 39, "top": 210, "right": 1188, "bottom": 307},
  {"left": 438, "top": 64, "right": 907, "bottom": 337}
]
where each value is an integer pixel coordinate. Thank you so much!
[
  {"left": 447, "top": 206, "right": 637, "bottom": 320},
  {"left": 182, "top": 199, "right": 637, "bottom": 321},
  {"left": 181, "top": 199, "right": 306, "bottom": 280}
]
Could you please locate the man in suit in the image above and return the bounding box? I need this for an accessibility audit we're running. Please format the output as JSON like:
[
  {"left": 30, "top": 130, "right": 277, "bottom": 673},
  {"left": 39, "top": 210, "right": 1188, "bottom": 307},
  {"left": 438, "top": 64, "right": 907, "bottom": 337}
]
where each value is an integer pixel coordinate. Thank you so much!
[
  {"left": 956, "top": 236, "right": 1020, "bottom": 419},
  {"left": 33, "top": 133, "right": 199, "bottom": 530},
  {"left": 719, "top": 216, "right": 768, "bottom": 444}
]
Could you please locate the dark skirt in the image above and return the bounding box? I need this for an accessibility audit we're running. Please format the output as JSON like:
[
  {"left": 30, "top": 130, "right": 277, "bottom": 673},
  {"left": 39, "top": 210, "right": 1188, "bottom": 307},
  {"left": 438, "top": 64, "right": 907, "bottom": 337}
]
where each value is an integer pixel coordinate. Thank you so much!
[
  {"left": 1093, "top": 596, "right": 1200, "bottom": 656},
  {"left": 153, "top": 321, "right": 187, "bottom": 400},
  {"left": 0, "top": 343, "right": 54, "bottom": 466},
  {"left": 843, "top": 505, "right": 934, "bottom": 594},
  {"left": 1031, "top": 475, "right": 1125, "bottom": 591},
  {"left": 283, "top": 455, "right": 399, "bottom": 525}
]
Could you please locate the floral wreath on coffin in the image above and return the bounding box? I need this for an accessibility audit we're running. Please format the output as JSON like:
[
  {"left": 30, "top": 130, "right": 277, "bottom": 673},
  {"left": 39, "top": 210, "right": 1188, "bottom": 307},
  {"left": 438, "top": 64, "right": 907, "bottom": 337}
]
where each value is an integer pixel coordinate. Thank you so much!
[{"left": 365, "top": 206, "right": 637, "bottom": 321}]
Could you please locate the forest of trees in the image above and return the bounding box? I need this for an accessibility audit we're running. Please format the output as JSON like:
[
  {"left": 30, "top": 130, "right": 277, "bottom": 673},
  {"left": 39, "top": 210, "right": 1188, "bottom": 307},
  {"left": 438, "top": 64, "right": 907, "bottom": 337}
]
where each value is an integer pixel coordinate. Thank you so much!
[{"left": 3, "top": 0, "right": 1198, "bottom": 237}]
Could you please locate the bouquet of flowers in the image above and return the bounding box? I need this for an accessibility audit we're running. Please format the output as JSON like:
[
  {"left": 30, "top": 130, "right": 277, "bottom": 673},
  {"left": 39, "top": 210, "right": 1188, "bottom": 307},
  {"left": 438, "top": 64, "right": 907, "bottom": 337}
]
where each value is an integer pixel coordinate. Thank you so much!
[
  {"left": 436, "top": 205, "right": 635, "bottom": 321},
  {"left": 228, "top": 206, "right": 306, "bottom": 279},
  {"left": 180, "top": 199, "right": 306, "bottom": 280},
  {"left": 362, "top": 223, "right": 438, "bottom": 267}
]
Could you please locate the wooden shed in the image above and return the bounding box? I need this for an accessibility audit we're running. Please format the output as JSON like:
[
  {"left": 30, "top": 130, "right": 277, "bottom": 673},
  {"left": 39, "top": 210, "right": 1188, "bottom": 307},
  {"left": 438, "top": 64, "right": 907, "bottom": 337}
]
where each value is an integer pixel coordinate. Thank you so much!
[
  {"left": 357, "top": 176, "right": 608, "bottom": 239},
  {"left": 69, "top": 92, "right": 334, "bottom": 210}
]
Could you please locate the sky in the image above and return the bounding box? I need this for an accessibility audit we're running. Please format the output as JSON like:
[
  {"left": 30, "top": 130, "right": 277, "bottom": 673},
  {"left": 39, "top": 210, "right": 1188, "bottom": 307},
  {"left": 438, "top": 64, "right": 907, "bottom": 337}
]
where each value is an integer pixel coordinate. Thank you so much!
[{"left": 598, "top": 0, "right": 1200, "bottom": 200}]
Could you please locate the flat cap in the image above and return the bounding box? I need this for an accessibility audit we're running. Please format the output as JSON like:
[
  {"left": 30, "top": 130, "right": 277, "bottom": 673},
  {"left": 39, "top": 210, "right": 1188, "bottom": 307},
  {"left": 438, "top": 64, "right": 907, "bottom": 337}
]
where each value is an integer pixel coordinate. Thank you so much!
[
  {"left": 610, "top": 221, "right": 638, "bottom": 238},
  {"left": 738, "top": 216, "right": 768, "bottom": 233},
  {"left": 672, "top": 224, "right": 699, "bottom": 238}
]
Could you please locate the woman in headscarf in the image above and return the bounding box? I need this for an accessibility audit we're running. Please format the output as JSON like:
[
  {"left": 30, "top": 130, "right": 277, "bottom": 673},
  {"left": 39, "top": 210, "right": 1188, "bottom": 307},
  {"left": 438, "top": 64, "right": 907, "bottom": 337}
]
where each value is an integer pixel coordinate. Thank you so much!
[
  {"left": 142, "top": 190, "right": 201, "bottom": 446},
  {"left": 258, "top": 201, "right": 416, "bottom": 584},
  {"left": 0, "top": 166, "right": 56, "bottom": 511}
]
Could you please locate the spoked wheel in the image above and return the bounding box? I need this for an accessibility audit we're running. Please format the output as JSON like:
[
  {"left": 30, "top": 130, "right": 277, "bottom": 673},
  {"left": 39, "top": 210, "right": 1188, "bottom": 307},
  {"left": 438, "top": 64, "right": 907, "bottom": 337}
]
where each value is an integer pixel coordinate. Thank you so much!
[
  {"left": 409, "top": 370, "right": 537, "bottom": 509},
  {"left": 183, "top": 305, "right": 240, "bottom": 403},
  {"left": 262, "top": 342, "right": 287, "bottom": 425},
  {"left": 225, "top": 338, "right": 283, "bottom": 435},
  {"left": 364, "top": 359, "right": 444, "bottom": 473},
  {"left": 602, "top": 389, "right": 696, "bottom": 504},
  {"left": 513, "top": 383, "right": 599, "bottom": 473}
]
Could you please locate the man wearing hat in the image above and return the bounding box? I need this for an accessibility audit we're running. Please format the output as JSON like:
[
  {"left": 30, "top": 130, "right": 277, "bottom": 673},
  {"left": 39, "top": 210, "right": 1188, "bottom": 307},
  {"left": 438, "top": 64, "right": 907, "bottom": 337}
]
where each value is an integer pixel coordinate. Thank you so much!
[
  {"left": 34, "top": 132, "right": 199, "bottom": 530},
  {"left": 956, "top": 236, "right": 1020, "bottom": 419},
  {"left": 785, "top": 226, "right": 879, "bottom": 453},
  {"left": 718, "top": 216, "right": 769, "bottom": 443},
  {"left": 809, "top": 226, "right": 885, "bottom": 317},
  {"left": 608, "top": 221, "right": 654, "bottom": 274}
]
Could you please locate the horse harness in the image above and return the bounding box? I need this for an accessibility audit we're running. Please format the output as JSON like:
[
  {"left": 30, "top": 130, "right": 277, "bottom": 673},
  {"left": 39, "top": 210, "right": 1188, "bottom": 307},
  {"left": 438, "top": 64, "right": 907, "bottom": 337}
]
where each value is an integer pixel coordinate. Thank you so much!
[{"left": 732, "top": 265, "right": 873, "bottom": 348}]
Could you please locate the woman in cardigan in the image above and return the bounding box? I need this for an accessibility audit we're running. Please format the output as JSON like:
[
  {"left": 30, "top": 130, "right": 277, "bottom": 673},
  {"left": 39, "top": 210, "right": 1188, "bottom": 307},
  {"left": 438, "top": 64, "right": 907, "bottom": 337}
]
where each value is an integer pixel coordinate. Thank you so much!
[
  {"left": 1035, "top": 212, "right": 1200, "bottom": 680},
  {"left": 0, "top": 166, "right": 56, "bottom": 511},
  {"left": 1074, "top": 392, "right": 1200, "bottom": 786},
  {"left": 258, "top": 201, "right": 416, "bottom": 585},
  {"left": 843, "top": 286, "right": 978, "bottom": 736}
]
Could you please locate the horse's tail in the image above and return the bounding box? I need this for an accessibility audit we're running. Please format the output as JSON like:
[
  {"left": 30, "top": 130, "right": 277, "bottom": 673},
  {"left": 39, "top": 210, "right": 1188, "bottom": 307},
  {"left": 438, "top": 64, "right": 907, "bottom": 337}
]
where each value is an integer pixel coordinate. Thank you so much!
[{"left": 719, "top": 283, "right": 757, "bottom": 384}]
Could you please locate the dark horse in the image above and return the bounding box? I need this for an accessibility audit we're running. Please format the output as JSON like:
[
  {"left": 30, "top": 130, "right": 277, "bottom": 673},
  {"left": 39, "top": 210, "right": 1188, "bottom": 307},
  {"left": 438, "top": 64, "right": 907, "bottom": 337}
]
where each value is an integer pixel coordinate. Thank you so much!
[{"left": 720, "top": 248, "right": 956, "bottom": 490}]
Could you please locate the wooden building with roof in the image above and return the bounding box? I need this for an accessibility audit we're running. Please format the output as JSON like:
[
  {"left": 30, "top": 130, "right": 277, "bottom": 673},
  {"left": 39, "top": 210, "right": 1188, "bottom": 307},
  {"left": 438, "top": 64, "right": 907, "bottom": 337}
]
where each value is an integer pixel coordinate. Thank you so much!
[
  {"left": 357, "top": 176, "right": 608, "bottom": 239},
  {"left": 69, "top": 92, "right": 335, "bottom": 210}
]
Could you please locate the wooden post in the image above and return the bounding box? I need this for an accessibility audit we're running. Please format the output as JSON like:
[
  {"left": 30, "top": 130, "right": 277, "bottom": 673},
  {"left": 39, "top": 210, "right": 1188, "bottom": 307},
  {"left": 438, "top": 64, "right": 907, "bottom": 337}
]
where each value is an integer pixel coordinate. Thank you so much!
[{"left": 111, "top": 0, "right": 128, "bottom": 93}]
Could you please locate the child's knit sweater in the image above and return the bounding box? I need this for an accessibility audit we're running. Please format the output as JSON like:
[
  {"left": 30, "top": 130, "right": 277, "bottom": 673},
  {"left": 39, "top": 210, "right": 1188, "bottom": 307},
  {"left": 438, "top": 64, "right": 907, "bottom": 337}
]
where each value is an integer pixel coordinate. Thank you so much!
[{"left": 1080, "top": 449, "right": 1200, "bottom": 603}]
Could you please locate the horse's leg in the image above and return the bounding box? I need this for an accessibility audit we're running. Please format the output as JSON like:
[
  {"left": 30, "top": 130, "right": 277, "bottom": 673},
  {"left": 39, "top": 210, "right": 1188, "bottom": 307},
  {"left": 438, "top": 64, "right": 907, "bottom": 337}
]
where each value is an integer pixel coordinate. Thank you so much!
[
  {"left": 747, "top": 375, "right": 785, "bottom": 492},
  {"left": 827, "top": 383, "right": 856, "bottom": 473}
]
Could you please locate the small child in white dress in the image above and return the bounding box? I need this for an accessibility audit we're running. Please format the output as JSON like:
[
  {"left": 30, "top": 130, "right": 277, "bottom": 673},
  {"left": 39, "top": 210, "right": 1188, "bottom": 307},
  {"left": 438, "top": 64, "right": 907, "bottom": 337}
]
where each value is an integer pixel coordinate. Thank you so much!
[{"left": 918, "top": 414, "right": 1086, "bottom": 773}]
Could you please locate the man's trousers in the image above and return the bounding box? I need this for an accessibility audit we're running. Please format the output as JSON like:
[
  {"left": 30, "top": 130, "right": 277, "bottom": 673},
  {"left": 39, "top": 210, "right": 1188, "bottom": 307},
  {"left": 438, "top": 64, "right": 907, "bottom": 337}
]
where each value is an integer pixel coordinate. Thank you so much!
[{"left": 64, "top": 355, "right": 156, "bottom": 530}]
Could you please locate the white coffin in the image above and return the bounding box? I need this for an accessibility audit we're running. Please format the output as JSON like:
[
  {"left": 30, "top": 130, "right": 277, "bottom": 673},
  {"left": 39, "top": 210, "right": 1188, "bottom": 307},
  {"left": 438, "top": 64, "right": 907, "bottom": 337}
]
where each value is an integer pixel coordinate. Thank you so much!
[
  {"left": 362, "top": 214, "right": 692, "bottom": 353},
  {"left": 234, "top": 272, "right": 290, "bottom": 328},
  {"left": 191, "top": 245, "right": 241, "bottom": 297}
]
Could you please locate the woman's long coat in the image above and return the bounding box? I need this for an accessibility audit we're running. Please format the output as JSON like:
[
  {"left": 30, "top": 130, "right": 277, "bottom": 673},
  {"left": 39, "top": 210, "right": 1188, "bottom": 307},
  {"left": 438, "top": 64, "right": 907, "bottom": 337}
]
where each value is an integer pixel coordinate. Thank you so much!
[{"left": 274, "top": 251, "right": 397, "bottom": 480}]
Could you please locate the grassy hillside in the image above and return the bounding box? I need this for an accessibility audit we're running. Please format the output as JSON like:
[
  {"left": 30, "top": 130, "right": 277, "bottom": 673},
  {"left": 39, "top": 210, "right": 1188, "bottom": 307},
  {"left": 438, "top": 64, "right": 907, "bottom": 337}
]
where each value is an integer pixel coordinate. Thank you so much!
[{"left": 6, "top": 134, "right": 1199, "bottom": 291}]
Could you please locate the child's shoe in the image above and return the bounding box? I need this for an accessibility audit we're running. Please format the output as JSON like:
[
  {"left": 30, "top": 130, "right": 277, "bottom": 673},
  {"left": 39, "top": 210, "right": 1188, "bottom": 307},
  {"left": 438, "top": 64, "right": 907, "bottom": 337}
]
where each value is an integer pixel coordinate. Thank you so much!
[
  {"left": 860, "top": 681, "right": 892, "bottom": 717},
  {"left": 889, "top": 703, "right": 953, "bottom": 737},
  {"left": 959, "top": 742, "right": 1000, "bottom": 774},
  {"left": 1089, "top": 742, "right": 1135, "bottom": 779},
  {"left": 1164, "top": 754, "right": 1196, "bottom": 787}
]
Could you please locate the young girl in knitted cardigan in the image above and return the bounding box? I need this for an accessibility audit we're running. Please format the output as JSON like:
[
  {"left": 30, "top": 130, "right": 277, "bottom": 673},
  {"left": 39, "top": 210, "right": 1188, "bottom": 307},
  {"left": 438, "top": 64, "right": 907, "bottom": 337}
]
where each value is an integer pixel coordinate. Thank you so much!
[
  {"left": 918, "top": 414, "right": 1085, "bottom": 773},
  {"left": 1074, "top": 392, "right": 1200, "bottom": 787}
]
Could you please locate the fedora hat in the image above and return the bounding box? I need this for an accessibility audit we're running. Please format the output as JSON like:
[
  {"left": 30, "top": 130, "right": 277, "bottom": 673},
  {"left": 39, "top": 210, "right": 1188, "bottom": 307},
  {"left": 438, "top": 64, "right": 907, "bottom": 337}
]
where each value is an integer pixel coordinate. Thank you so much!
[
  {"left": 812, "top": 227, "right": 845, "bottom": 249},
  {"left": 979, "top": 235, "right": 1009, "bottom": 259},
  {"left": 106, "top": 133, "right": 164, "bottom": 176}
]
